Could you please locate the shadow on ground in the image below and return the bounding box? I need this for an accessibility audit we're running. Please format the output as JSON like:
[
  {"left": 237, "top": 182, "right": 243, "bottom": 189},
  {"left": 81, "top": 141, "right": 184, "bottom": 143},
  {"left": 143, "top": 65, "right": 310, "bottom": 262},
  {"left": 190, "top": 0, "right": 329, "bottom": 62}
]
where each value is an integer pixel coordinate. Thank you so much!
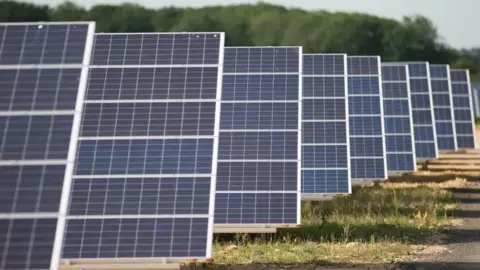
[
  {"left": 191, "top": 262, "right": 480, "bottom": 269},
  {"left": 388, "top": 173, "right": 480, "bottom": 183}
]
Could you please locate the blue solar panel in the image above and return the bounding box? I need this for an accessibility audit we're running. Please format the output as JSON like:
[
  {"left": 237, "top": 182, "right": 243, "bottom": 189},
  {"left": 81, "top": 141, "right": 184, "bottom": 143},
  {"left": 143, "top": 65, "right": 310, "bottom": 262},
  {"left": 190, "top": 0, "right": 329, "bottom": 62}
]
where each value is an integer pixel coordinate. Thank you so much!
[
  {"left": 0, "top": 21, "right": 95, "bottom": 270},
  {"left": 406, "top": 62, "right": 439, "bottom": 159},
  {"left": 450, "top": 69, "right": 477, "bottom": 148},
  {"left": 430, "top": 64, "right": 457, "bottom": 151},
  {"left": 215, "top": 47, "right": 301, "bottom": 226},
  {"left": 347, "top": 56, "right": 387, "bottom": 180},
  {"left": 381, "top": 63, "right": 416, "bottom": 173},
  {"left": 59, "top": 32, "right": 225, "bottom": 262},
  {"left": 302, "top": 54, "right": 350, "bottom": 196}
]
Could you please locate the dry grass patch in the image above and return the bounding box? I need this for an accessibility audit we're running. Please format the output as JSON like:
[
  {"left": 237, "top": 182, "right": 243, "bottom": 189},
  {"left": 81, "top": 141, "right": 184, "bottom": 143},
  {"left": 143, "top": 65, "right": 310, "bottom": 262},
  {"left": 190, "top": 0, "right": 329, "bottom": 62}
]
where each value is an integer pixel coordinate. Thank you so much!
[
  {"left": 213, "top": 242, "right": 417, "bottom": 265},
  {"left": 212, "top": 183, "right": 459, "bottom": 266},
  {"left": 380, "top": 177, "right": 475, "bottom": 189}
]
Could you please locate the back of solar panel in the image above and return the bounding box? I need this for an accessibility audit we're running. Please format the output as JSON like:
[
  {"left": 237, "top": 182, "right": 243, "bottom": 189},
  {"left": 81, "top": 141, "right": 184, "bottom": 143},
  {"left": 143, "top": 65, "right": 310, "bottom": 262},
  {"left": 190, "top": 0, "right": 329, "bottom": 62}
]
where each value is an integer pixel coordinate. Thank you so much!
[
  {"left": 302, "top": 54, "right": 351, "bottom": 198},
  {"left": 55, "top": 32, "right": 225, "bottom": 265},
  {"left": 450, "top": 69, "right": 477, "bottom": 149},
  {"left": 214, "top": 47, "right": 302, "bottom": 229},
  {"left": 0, "top": 22, "right": 95, "bottom": 270},
  {"left": 347, "top": 56, "right": 388, "bottom": 181}
]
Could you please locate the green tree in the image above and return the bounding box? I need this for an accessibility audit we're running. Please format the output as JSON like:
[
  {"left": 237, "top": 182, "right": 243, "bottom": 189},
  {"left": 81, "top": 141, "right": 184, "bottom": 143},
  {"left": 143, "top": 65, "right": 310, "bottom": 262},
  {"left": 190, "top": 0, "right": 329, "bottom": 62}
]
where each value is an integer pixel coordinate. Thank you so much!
[{"left": 0, "top": 0, "right": 49, "bottom": 22}]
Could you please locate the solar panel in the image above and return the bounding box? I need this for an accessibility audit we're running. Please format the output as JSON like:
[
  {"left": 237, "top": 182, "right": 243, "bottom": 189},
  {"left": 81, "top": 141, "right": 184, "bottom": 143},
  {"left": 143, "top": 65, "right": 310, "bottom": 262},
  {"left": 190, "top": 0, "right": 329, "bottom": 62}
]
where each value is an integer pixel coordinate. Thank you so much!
[
  {"left": 450, "top": 69, "right": 477, "bottom": 148},
  {"left": 0, "top": 21, "right": 96, "bottom": 270},
  {"left": 302, "top": 54, "right": 350, "bottom": 197},
  {"left": 57, "top": 33, "right": 225, "bottom": 262},
  {"left": 381, "top": 63, "right": 416, "bottom": 173},
  {"left": 347, "top": 56, "right": 387, "bottom": 180},
  {"left": 405, "top": 62, "right": 439, "bottom": 159},
  {"left": 214, "top": 47, "right": 301, "bottom": 227},
  {"left": 430, "top": 64, "right": 457, "bottom": 151}
]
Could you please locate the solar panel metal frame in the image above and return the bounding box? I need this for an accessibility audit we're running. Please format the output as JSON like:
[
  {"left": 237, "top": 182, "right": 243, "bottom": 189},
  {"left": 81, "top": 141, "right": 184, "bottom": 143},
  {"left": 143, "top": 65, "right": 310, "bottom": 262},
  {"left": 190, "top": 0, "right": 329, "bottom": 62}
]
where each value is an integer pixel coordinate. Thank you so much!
[
  {"left": 451, "top": 69, "right": 477, "bottom": 149},
  {"left": 381, "top": 63, "right": 417, "bottom": 174},
  {"left": 347, "top": 55, "right": 388, "bottom": 181},
  {"left": 214, "top": 46, "right": 302, "bottom": 230},
  {"left": 429, "top": 64, "right": 457, "bottom": 151},
  {"left": 52, "top": 32, "right": 225, "bottom": 265},
  {"left": 0, "top": 21, "right": 96, "bottom": 270},
  {"left": 301, "top": 53, "right": 351, "bottom": 199}
]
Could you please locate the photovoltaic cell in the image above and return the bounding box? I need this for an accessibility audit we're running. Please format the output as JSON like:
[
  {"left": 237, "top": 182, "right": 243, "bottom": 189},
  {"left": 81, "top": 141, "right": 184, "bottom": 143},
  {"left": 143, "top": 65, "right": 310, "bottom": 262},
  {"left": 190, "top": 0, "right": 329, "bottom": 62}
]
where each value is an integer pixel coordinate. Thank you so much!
[
  {"left": 302, "top": 54, "right": 350, "bottom": 196},
  {"left": 0, "top": 21, "right": 95, "bottom": 270},
  {"left": 0, "top": 218, "right": 57, "bottom": 269},
  {"left": 347, "top": 56, "right": 387, "bottom": 180},
  {"left": 215, "top": 47, "right": 301, "bottom": 226},
  {"left": 405, "top": 62, "right": 438, "bottom": 159},
  {"left": 60, "top": 32, "right": 225, "bottom": 262},
  {"left": 450, "top": 69, "right": 477, "bottom": 148},
  {"left": 430, "top": 64, "right": 457, "bottom": 151},
  {"left": 381, "top": 63, "right": 416, "bottom": 173}
]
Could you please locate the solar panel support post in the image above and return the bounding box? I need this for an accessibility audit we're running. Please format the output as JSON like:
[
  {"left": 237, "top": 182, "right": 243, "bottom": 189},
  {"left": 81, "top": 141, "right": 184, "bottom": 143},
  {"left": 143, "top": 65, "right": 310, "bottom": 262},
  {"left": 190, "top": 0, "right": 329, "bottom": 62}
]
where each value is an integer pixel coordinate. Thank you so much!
[
  {"left": 466, "top": 70, "right": 478, "bottom": 149},
  {"left": 50, "top": 22, "right": 96, "bottom": 270},
  {"left": 377, "top": 56, "right": 389, "bottom": 179},
  {"left": 426, "top": 63, "right": 440, "bottom": 158},
  {"left": 473, "top": 87, "right": 480, "bottom": 118},
  {"left": 405, "top": 65, "right": 418, "bottom": 171},
  {"left": 344, "top": 54, "right": 353, "bottom": 193},
  {"left": 206, "top": 32, "right": 225, "bottom": 260},
  {"left": 446, "top": 65, "right": 459, "bottom": 150},
  {"left": 296, "top": 46, "right": 303, "bottom": 225}
]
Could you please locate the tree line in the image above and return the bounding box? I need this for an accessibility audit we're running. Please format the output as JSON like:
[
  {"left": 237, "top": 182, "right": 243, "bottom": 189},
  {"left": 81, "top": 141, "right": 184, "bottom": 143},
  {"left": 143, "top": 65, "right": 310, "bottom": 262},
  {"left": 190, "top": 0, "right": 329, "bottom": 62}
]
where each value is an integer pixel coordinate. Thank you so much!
[{"left": 1, "top": 0, "right": 480, "bottom": 80}]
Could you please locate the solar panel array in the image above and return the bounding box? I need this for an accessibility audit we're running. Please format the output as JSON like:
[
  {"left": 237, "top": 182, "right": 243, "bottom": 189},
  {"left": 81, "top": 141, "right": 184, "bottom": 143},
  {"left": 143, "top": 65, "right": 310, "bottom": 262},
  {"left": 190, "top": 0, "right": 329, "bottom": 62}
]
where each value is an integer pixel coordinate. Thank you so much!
[
  {"left": 58, "top": 33, "right": 225, "bottom": 261},
  {"left": 302, "top": 54, "right": 350, "bottom": 196},
  {"left": 450, "top": 69, "right": 477, "bottom": 148},
  {"left": 0, "top": 22, "right": 95, "bottom": 270},
  {"left": 347, "top": 56, "right": 387, "bottom": 180},
  {"left": 430, "top": 64, "right": 457, "bottom": 151},
  {"left": 381, "top": 63, "right": 416, "bottom": 173},
  {"left": 214, "top": 47, "right": 301, "bottom": 226},
  {"left": 1, "top": 19, "right": 479, "bottom": 270},
  {"left": 406, "top": 62, "right": 439, "bottom": 160}
]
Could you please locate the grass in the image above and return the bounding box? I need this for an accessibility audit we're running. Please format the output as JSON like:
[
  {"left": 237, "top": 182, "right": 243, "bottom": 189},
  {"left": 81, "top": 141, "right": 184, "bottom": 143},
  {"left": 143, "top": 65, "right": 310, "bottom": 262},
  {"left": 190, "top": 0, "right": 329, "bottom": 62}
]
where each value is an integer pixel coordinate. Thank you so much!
[{"left": 211, "top": 181, "right": 461, "bottom": 266}]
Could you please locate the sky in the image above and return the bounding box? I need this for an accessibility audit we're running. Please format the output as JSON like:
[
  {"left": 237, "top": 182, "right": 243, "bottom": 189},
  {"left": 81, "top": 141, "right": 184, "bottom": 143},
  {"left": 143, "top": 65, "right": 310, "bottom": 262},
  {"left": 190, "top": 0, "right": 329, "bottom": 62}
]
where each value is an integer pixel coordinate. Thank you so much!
[{"left": 25, "top": 0, "right": 479, "bottom": 48}]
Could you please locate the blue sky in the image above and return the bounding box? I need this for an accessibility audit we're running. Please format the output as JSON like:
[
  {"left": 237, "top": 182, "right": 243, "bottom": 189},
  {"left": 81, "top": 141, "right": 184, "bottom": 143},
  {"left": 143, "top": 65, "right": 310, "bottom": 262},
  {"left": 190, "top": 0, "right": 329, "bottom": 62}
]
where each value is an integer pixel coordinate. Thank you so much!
[{"left": 26, "top": 0, "right": 479, "bottom": 48}]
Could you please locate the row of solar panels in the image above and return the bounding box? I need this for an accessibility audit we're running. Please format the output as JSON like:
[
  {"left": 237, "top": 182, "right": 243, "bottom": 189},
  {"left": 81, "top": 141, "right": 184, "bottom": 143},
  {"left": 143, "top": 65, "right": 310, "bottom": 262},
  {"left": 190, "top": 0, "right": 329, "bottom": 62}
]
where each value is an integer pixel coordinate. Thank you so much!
[{"left": 0, "top": 22, "right": 476, "bottom": 270}]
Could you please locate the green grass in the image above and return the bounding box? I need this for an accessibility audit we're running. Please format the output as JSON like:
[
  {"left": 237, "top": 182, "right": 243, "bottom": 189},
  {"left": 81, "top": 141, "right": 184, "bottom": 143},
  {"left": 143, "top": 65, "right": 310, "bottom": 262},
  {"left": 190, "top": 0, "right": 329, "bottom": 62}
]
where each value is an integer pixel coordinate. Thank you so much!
[{"left": 211, "top": 183, "right": 459, "bottom": 266}]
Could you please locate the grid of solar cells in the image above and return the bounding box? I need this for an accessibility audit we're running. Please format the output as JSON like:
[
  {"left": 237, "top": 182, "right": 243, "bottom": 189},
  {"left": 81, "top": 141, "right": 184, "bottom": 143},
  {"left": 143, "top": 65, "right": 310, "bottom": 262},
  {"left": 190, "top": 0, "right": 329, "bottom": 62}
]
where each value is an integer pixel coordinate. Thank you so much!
[
  {"left": 405, "top": 62, "right": 439, "bottom": 159},
  {"left": 302, "top": 54, "right": 350, "bottom": 195},
  {"left": 61, "top": 33, "right": 225, "bottom": 261},
  {"left": 430, "top": 64, "right": 457, "bottom": 151},
  {"left": 450, "top": 69, "right": 477, "bottom": 148},
  {"left": 347, "top": 56, "right": 387, "bottom": 180},
  {"left": 381, "top": 63, "right": 416, "bottom": 173},
  {"left": 0, "top": 22, "right": 95, "bottom": 270},
  {"left": 215, "top": 47, "right": 301, "bottom": 225}
]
